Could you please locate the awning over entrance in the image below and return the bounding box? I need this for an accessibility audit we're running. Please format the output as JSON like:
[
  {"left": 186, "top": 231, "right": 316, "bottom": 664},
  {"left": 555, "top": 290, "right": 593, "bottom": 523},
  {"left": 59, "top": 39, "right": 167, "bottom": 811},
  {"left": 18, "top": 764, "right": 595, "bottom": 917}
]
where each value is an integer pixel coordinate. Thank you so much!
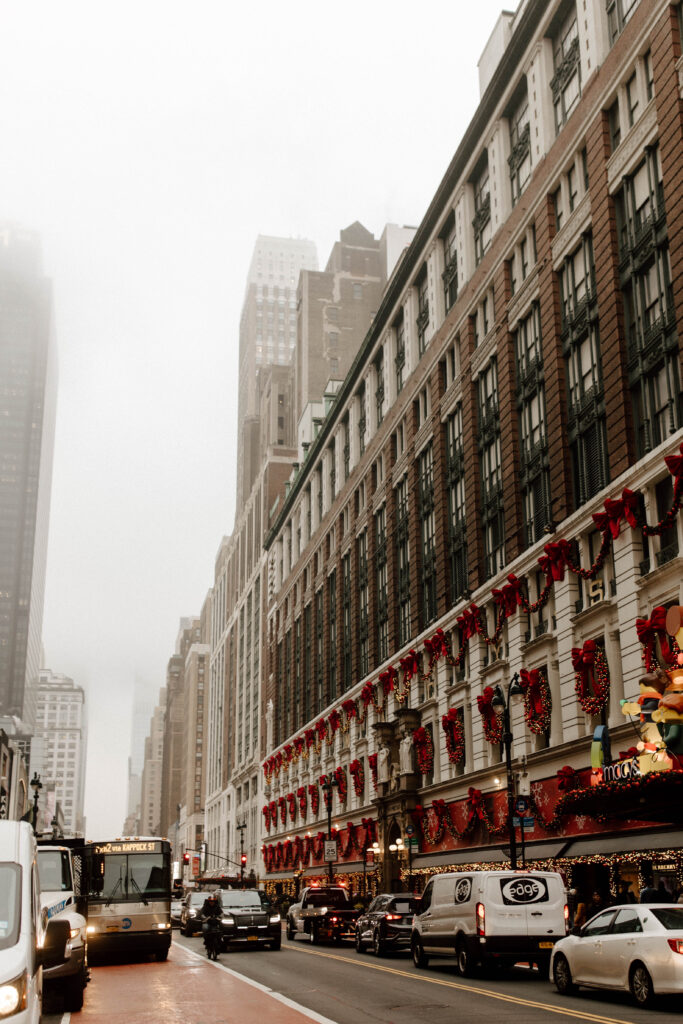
[
  {"left": 561, "top": 828, "right": 683, "bottom": 857},
  {"left": 412, "top": 840, "right": 568, "bottom": 870}
]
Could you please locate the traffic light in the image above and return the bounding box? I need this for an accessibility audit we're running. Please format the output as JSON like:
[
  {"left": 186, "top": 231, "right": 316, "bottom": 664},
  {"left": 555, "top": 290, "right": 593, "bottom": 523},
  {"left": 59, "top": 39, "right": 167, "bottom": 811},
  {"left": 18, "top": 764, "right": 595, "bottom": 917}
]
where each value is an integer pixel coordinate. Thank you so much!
[
  {"left": 183, "top": 852, "right": 190, "bottom": 865},
  {"left": 241, "top": 854, "right": 247, "bottom": 867}
]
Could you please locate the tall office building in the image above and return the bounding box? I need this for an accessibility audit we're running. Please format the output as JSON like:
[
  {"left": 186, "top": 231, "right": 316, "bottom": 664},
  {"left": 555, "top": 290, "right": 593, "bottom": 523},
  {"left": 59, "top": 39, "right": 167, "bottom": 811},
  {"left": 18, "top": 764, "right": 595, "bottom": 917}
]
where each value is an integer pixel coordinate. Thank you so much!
[
  {"left": 33, "top": 670, "right": 87, "bottom": 836},
  {"left": 0, "top": 225, "right": 57, "bottom": 727},
  {"left": 236, "top": 236, "right": 317, "bottom": 510}
]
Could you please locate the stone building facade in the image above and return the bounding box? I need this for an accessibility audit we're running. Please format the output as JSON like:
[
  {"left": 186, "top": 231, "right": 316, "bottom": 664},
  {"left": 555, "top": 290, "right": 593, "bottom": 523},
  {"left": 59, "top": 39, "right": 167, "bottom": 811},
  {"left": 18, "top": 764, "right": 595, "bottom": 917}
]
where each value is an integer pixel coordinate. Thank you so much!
[{"left": 260, "top": 0, "right": 683, "bottom": 899}]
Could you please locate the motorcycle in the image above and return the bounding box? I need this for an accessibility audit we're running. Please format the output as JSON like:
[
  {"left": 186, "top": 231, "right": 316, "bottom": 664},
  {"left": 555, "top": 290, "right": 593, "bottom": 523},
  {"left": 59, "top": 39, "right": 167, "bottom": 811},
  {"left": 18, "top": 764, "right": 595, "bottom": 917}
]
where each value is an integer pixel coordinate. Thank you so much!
[{"left": 202, "top": 917, "right": 222, "bottom": 960}]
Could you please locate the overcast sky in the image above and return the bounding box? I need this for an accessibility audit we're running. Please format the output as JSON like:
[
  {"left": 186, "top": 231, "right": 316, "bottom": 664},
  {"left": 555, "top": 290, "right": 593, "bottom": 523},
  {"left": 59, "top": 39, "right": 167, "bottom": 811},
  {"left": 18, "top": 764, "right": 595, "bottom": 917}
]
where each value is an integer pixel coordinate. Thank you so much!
[{"left": 0, "top": 0, "right": 513, "bottom": 836}]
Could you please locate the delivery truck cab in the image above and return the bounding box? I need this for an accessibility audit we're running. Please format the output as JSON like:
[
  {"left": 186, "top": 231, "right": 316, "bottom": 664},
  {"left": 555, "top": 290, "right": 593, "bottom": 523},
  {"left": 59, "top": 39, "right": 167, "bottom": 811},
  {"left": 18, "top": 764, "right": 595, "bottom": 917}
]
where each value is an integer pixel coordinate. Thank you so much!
[{"left": 0, "top": 820, "right": 71, "bottom": 1022}]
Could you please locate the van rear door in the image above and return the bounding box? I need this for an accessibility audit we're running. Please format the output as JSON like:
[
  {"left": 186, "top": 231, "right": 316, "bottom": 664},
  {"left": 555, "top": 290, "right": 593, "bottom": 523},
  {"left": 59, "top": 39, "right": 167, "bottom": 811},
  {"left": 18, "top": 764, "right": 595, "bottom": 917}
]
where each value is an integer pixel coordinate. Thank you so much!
[
  {"left": 483, "top": 874, "right": 530, "bottom": 941},
  {"left": 484, "top": 873, "right": 564, "bottom": 944}
]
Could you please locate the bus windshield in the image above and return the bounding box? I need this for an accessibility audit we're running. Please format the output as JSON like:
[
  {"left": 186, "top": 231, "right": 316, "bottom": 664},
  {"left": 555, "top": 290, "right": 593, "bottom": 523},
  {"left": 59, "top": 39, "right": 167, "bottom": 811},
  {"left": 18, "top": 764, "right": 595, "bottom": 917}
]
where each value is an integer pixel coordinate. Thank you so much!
[
  {"left": 87, "top": 851, "right": 170, "bottom": 901},
  {"left": 0, "top": 864, "right": 21, "bottom": 951}
]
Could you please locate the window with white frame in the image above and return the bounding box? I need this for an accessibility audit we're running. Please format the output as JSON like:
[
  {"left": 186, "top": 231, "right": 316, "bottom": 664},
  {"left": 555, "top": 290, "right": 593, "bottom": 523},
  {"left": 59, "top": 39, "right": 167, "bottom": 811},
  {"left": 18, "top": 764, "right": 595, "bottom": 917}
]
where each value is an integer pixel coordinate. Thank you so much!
[{"left": 551, "top": 7, "right": 581, "bottom": 134}]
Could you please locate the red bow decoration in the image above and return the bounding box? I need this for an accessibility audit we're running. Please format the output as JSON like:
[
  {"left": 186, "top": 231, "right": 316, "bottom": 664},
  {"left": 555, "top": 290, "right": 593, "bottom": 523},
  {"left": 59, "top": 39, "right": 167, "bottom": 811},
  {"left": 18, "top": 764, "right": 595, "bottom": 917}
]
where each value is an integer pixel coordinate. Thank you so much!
[
  {"left": 293, "top": 736, "right": 305, "bottom": 758},
  {"left": 308, "top": 783, "right": 319, "bottom": 815},
  {"left": 283, "top": 744, "right": 293, "bottom": 763},
  {"left": 538, "top": 539, "right": 572, "bottom": 584},
  {"left": 278, "top": 796, "right": 286, "bottom": 824},
  {"left": 519, "top": 668, "right": 544, "bottom": 716},
  {"left": 315, "top": 718, "right": 328, "bottom": 741},
  {"left": 286, "top": 792, "right": 297, "bottom": 820},
  {"left": 456, "top": 604, "right": 480, "bottom": 640},
  {"left": 341, "top": 698, "right": 358, "bottom": 720},
  {"left": 329, "top": 709, "right": 341, "bottom": 733},
  {"left": 467, "top": 787, "right": 487, "bottom": 825},
  {"left": 304, "top": 728, "right": 316, "bottom": 748},
  {"left": 571, "top": 639, "right": 596, "bottom": 698},
  {"left": 637, "top": 606, "right": 676, "bottom": 665},
  {"left": 368, "top": 752, "right": 378, "bottom": 788},
  {"left": 619, "top": 746, "right": 639, "bottom": 760},
  {"left": 361, "top": 817, "right": 376, "bottom": 844},
  {"left": 425, "top": 628, "right": 450, "bottom": 663},
  {"left": 379, "top": 665, "right": 398, "bottom": 695},
  {"left": 360, "top": 680, "right": 375, "bottom": 707},
  {"left": 493, "top": 575, "right": 524, "bottom": 618},
  {"left": 275, "top": 751, "right": 283, "bottom": 771},
  {"left": 262, "top": 805, "right": 270, "bottom": 830},
  {"left": 400, "top": 649, "right": 420, "bottom": 682},
  {"left": 477, "top": 685, "right": 503, "bottom": 744},
  {"left": 665, "top": 442, "right": 683, "bottom": 478},
  {"left": 592, "top": 487, "right": 641, "bottom": 538},
  {"left": 557, "top": 765, "right": 577, "bottom": 791}
]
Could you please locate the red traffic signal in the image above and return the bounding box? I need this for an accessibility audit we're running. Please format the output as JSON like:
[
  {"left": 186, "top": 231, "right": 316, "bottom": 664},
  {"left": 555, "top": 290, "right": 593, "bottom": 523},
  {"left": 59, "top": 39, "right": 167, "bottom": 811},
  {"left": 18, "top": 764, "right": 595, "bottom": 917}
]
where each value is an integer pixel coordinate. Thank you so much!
[
  {"left": 241, "top": 854, "right": 247, "bottom": 866},
  {"left": 182, "top": 852, "right": 190, "bottom": 865}
]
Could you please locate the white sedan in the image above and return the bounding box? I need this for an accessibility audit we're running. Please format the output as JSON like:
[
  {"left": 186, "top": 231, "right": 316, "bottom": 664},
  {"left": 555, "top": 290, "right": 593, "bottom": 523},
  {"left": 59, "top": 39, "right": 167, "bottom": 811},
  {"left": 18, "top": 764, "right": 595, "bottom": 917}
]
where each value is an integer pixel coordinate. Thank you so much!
[{"left": 551, "top": 904, "right": 683, "bottom": 1006}]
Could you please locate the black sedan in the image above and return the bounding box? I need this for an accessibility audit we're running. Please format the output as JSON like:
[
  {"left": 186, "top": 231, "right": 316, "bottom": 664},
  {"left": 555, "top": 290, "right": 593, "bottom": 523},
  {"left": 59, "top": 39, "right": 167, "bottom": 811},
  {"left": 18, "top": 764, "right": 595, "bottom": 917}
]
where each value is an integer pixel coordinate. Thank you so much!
[
  {"left": 219, "top": 889, "right": 282, "bottom": 950},
  {"left": 355, "top": 893, "right": 419, "bottom": 956}
]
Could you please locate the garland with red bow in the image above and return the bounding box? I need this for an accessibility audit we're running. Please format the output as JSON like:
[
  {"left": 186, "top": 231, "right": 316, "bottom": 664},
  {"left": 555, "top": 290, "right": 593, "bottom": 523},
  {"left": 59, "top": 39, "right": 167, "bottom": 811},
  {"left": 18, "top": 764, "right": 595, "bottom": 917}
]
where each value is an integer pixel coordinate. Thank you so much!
[
  {"left": 636, "top": 606, "right": 680, "bottom": 670},
  {"left": 262, "top": 804, "right": 271, "bottom": 832},
  {"left": 518, "top": 668, "right": 552, "bottom": 734},
  {"left": 571, "top": 640, "right": 610, "bottom": 716},
  {"left": 334, "top": 765, "right": 348, "bottom": 804},
  {"left": 308, "top": 782, "right": 319, "bottom": 816},
  {"left": 297, "top": 786, "right": 307, "bottom": 818},
  {"left": 368, "top": 752, "right": 378, "bottom": 789},
  {"left": 286, "top": 792, "right": 297, "bottom": 822},
  {"left": 349, "top": 758, "right": 365, "bottom": 798},
  {"left": 441, "top": 707, "right": 465, "bottom": 765},
  {"left": 320, "top": 774, "right": 331, "bottom": 809},
  {"left": 476, "top": 685, "right": 503, "bottom": 744},
  {"left": 413, "top": 727, "right": 434, "bottom": 774},
  {"left": 412, "top": 787, "right": 505, "bottom": 845},
  {"left": 261, "top": 446, "right": 683, "bottom": 784},
  {"left": 278, "top": 795, "right": 286, "bottom": 825}
]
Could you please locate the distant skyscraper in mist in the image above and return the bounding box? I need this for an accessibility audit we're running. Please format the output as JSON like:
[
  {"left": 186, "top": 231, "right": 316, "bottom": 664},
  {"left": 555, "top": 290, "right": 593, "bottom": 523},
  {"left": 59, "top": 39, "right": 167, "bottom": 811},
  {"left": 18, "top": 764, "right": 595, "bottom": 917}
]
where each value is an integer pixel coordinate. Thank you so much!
[
  {"left": 236, "top": 235, "right": 317, "bottom": 509},
  {"left": 0, "top": 226, "right": 56, "bottom": 727}
]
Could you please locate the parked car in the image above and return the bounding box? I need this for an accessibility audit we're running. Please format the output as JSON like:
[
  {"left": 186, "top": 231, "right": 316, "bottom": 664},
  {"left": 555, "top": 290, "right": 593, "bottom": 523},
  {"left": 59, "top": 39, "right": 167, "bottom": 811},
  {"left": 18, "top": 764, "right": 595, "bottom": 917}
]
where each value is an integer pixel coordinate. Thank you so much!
[
  {"left": 180, "top": 891, "right": 207, "bottom": 935},
  {"left": 411, "top": 870, "right": 568, "bottom": 975},
  {"left": 355, "top": 893, "right": 419, "bottom": 955},
  {"left": 551, "top": 903, "right": 683, "bottom": 1007},
  {"left": 171, "top": 898, "right": 183, "bottom": 928},
  {"left": 219, "top": 889, "right": 281, "bottom": 950},
  {"left": 286, "top": 885, "right": 361, "bottom": 944}
]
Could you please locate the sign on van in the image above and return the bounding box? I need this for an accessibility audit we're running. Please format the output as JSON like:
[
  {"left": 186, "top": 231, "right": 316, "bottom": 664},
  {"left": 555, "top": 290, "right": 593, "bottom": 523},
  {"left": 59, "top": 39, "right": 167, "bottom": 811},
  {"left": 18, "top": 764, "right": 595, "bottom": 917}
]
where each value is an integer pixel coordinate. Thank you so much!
[{"left": 500, "top": 876, "right": 548, "bottom": 905}]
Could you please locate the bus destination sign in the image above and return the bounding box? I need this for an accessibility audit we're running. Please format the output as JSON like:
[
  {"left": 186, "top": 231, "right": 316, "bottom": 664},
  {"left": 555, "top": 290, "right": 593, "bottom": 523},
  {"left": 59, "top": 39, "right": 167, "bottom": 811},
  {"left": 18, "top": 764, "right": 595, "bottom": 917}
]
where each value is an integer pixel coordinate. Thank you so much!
[{"left": 92, "top": 841, "right": 159, "bottom": 854}]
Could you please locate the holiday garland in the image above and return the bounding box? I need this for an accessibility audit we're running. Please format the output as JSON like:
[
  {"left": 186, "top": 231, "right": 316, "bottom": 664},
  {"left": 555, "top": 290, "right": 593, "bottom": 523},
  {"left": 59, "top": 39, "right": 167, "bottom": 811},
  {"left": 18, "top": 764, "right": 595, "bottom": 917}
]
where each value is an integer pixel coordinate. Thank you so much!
[
  {"left": 297, "top": 785, "right": 307, "bottom": 818},
  {"left": 334, "top": 765, "right": 348, "bottom": 804},
  {"left": 476, "top": 686, "right": 503, "bottom": 744},
  {"left": 287, "top": 792, "right": 297, "bottom": 822},
  {"left": 261, "top": 444, "right": 682, "bottom": 782},
  {"left": 262, "top": 804, "right": 271, "bottom": 832},
  {"left": 349, "top": 758, "right": 365, "bottom": 798},
  {"left": 519, "top": 667, "right": 552, "bottom": 734},
  {"left": 413, "top": 727, "right": 434, "bottom": 774},
  {"left": 571, "top": 639, "right": 611, "bottom": 716},
  {"left": 441, "top": 708, "right": 465, "bottom": 765},
  {"left": 308, "top": 782, "right": 319, "bottom": 816},
  {"left": 368, "top": 752, "right": 378, "bottom": 789}
]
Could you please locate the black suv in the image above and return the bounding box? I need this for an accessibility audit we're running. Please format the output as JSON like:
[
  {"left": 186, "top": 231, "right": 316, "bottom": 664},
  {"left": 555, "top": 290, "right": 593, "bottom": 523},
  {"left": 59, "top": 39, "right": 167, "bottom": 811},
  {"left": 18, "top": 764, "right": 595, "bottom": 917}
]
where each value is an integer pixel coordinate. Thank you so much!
[
  {"left": 355, "top": 893, "right": 419, "bottom": 955},
  {"left": 219, "top": 890, "right": 281, "bottom": 950}
]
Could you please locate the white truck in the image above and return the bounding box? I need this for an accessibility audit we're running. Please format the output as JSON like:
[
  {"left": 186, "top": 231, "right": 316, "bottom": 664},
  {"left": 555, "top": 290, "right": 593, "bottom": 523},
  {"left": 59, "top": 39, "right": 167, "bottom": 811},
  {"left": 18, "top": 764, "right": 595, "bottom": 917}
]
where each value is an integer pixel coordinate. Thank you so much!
[{"left": 36, "top": 843, "right": 88, "bottom": 1011}]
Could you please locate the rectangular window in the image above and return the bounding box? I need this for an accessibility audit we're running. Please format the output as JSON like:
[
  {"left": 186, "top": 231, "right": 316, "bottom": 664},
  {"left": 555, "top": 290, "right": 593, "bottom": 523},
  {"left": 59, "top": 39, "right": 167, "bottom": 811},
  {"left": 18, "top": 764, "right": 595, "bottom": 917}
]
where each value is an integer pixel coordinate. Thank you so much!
[
  {"left": 418, "top": 444, "right": 438, "bottom": 627},
  {"left": 315, "top": 589, "right": 323, "bottom": 716},
  {"left": 328, "top": 571, "right": 337, "bottom": 703},
  {"left": 374, "top": 348, "right": 385, "bottom": 427},
  {"left": 375, "top": 507, "right": 389, "bottom": 664},
  {"left": 644, "top": 50, "right": 654, "bottom": 101},
  {"left": 357, "top": 531, "right": 369, "bottom": 678},
  {"left": 473, "top": 160, "right": 492, "bottom": 264},
  {"left": 478, "top": 361, "right": 505, "bottom": 577},
  {"left": 395, "top": 314, "right": 405, "bottom": 393},
  {"left": 608, "top": 99, "right": 621, "bottom": 152},
  {"left": 445, "top": 407, "right": 468, "bottom": 602},
  {"left": 552, "top": 13, "right": 581, "bottom": 133},
  {"left": 342, "top": 552, "right": 352, "bottom": 692},
  {"left": 509, "top": 92, "right": 531, "bottom": 204},
  {"left": 416, "top": 268, "right": 429, "bottom": 357},
  {"left": 626, "top": 73, "right": 639, "bottom": 127},
  {"left": 607, "top": 0, "right": 641, "bottom": 45},
  {"left": 358, "top": 382, "right": 366, "bottom": 457},
  {"left": 396, "top": 477, "right": 411, "bottom": 646}
]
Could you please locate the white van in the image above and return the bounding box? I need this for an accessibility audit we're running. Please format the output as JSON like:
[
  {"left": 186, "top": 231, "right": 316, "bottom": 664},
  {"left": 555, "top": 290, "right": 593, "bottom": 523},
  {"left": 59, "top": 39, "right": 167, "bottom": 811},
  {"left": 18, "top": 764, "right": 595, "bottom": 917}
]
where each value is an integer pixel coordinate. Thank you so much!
[
  {"left": 411, "top": 870, "right": 568, "bottom": 975},
  {"left": 0, "top": 821, "right": 71, "bottom": 1023}
]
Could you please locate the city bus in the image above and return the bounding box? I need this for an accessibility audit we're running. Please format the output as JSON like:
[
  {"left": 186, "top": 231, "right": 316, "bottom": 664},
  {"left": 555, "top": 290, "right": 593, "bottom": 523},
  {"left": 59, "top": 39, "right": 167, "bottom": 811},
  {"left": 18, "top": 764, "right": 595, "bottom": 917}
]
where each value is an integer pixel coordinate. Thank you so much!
[{"left": 82, "top": 837, "right": 172, "bottom": 959}]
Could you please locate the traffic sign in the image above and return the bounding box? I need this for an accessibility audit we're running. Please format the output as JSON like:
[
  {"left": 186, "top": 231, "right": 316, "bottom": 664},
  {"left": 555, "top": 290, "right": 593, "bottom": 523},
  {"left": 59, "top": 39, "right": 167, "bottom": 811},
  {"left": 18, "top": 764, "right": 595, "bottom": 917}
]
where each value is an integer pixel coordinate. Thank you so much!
[
  {"left": 512, "top": 816, "right": 535, "bottom": 828},
  {"left": 408, "top": 837, "right": 419, "bottom": 849},
  {"left": 324, "top": 840, "right": 337, "bottom": 861},
  {"left": 405, "top": 824, "right": 415, "bottom": 837},
  {"left": 515, "top": 796, "right": 529, "bottom": 815}
]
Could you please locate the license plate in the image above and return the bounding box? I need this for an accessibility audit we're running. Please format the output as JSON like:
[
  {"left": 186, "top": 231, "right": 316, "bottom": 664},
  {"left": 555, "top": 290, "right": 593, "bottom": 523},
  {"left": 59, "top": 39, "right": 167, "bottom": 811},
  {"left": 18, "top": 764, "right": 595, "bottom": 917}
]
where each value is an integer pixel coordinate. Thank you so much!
[
  {"left": 538, "top": 942, "right": 554, "bottom": 949},
  {"left": 247, "top": 935, "right": 258, "bottom": 941}
]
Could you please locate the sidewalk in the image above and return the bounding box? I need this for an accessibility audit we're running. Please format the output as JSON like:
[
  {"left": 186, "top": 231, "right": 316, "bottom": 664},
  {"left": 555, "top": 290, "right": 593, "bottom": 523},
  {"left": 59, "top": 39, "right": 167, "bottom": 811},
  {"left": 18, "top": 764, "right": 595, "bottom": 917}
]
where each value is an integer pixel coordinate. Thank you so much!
[{"left": 76, "top": 941, "right": 337, "bottom": 1024}]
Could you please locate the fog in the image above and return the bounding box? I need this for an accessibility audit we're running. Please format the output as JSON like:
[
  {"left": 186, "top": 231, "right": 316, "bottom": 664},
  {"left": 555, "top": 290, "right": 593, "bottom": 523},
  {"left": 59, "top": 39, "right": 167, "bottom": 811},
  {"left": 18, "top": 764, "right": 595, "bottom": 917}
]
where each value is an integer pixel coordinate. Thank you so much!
[{"left": 0, "top": 0, "right": 512, "bottom": 835}]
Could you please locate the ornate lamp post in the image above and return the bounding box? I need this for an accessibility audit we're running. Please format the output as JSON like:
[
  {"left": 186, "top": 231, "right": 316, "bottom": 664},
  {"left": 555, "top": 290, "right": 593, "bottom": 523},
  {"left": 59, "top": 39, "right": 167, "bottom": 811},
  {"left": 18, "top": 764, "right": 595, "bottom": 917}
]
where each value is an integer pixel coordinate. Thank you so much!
[
  {"left": 320, "top": 776, "right": 339, "bottom": 883},
  {"left": 30, "top": 773, "right": 42, "bottom": 836},
  {"left": 236, "top": 821, "right": 247, "bottom": 883},
  {"left": 492, "top": 673, "right": 524, "bottom": 870}
]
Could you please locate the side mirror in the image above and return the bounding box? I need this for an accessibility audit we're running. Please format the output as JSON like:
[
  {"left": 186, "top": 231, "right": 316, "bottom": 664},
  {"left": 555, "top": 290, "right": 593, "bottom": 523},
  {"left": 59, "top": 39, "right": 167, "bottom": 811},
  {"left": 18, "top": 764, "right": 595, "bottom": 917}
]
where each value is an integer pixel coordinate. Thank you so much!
[
  {"left": 39, "top": 919, "right": 71, "bottom": 970},
  {"left": 570, "top": 925, "right": 582, "bottom": 937}
]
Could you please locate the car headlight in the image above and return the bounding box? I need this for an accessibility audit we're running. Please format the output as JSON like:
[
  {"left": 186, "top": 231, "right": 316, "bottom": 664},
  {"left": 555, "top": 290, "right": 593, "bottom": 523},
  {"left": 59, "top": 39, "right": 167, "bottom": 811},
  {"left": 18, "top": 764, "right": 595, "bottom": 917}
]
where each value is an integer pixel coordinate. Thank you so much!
[
  {"left": 86, "top": 925, "right": 96, "bottom": 935},
  {"left": 70, "top": 928, "right": 80, "bottom": 939},
  {"left": 0, "top": 971, "right": 26, "bottom": 1015},
  {"left": 269, "top": 914, "right": 281, "bottom": 924},
  {"left": 221, "top": 916, "right": 235, "bottom": 926},
  {"left": 189, "top": 909, "right": 197, "bottom": 917}
]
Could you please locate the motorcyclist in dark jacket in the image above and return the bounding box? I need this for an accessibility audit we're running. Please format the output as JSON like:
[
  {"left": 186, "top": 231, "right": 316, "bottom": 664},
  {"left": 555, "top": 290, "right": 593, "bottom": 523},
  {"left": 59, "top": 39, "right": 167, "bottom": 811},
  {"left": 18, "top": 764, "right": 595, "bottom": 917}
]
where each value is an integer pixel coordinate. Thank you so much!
[{"left": 201, "top": 891, "right": 223, "bottom": 959}]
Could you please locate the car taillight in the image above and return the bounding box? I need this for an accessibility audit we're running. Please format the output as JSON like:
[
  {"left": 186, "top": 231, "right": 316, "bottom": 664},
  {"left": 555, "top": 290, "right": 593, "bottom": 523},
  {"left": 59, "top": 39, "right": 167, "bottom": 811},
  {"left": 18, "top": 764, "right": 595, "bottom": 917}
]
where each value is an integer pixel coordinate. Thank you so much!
[
  {"left": 476, "top": 902, "right": 485, "bottom": 937},
  {"left": 329, "top": 916, "right": 338, "bottom": 923},
  {"left": 667, "top": 939, "right": 683, "bottom": 954},
  {"left": 385, "top": 914, "right": 401, "bottom": 921},
  {"left": 564, "top": 904, "right": 570, "bottom": 934}
]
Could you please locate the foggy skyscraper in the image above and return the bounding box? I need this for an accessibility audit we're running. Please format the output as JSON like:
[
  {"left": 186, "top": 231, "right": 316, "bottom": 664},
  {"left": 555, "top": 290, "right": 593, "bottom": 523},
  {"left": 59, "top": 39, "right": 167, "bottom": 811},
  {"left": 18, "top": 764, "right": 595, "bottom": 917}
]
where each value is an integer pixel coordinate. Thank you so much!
[{"left": 0, "top": 225, "right": 57, "bottom": 727}]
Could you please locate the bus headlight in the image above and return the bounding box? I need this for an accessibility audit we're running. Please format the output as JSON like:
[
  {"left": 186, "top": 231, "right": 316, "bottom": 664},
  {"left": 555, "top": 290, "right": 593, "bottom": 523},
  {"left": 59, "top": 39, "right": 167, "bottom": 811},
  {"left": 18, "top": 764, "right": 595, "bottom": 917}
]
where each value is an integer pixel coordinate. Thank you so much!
[
  {"left": 269, "top": 914, "right": 281, "bottom": 924},
  {"left": 155, "top": 922, "right": 171, "bottom": 929},
  {"left": 86, "top": 925, "right": 97, "bottom": 934}
]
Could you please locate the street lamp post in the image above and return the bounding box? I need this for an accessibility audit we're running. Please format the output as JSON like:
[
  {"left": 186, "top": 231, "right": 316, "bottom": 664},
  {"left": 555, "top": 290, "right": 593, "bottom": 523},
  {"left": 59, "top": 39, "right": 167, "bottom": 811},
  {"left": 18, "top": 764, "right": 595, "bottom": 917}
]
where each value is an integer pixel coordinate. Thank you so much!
[
  {"left": 30, "top": 773, "right": 42, "bottom": 837},
  {"left": 236, "top": 821, "right": 247, "bottom": 883},
  {"left": 492, "top": 673, "right": 523, "bottom": 871},
  {"left": 321, "top": 776, "right": 339, "bottom": 883}
]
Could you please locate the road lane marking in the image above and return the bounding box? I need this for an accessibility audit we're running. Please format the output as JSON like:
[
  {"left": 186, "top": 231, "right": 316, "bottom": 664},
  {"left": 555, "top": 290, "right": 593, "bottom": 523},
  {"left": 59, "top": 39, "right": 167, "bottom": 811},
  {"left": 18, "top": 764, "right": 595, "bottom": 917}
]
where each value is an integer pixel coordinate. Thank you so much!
[
  {"left": 181, "top": 944, "right": 339, "bottom": 1024},
  {"left": 288, "top": 946, "right": 640, "bottom": 1024},
  {"left": 60, "top": 1016, "right": 71, "bottom": 1024}
]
